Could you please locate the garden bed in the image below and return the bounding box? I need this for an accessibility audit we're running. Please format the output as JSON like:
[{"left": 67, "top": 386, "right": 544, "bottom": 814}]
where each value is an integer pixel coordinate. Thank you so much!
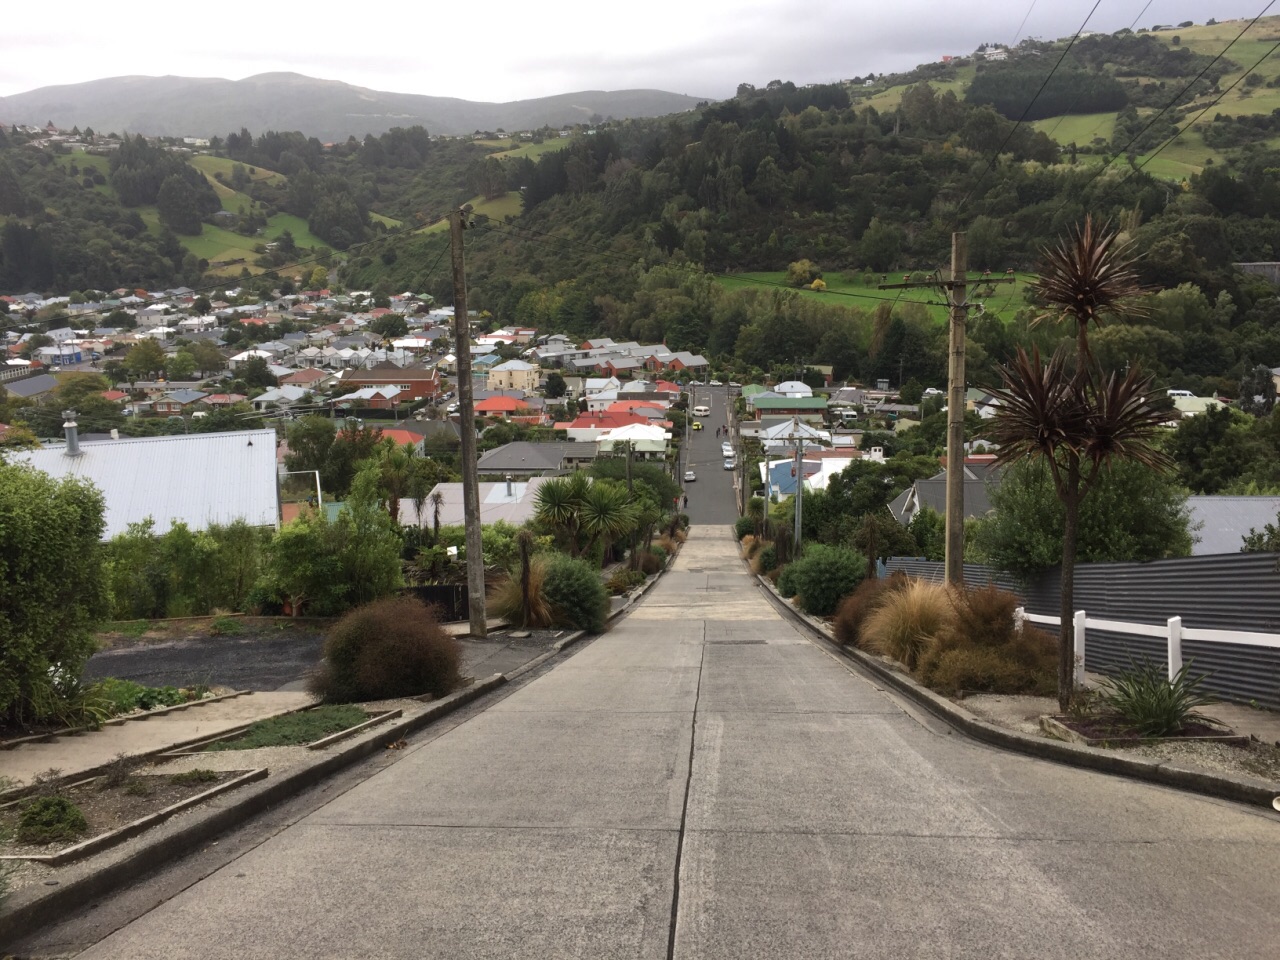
[
  {"left": 1041, "top": 714, "right": 1250, "bottom": 747},
  {"left": 0, "top": 766, "right": 265, "bottom": 866},
  {"left": 160, "top": 705, "right": 399, "bottom": 755}
]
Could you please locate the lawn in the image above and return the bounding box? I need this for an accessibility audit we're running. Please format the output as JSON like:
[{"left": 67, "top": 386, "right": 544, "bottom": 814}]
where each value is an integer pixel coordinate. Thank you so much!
[
  {"left": 262, "top": 212, "right": 326, "bottom": 249},
  {"left": 716, "top": 270, "right": 1034, "bottom": 324},
  {"left": 489, "top": 138, "right": 573, "bottom": 161},
  {"left": 52, "top": 150, "right": 115, "bottom": 196},
  {"left": 417, "top": 192, "right": 524, "bottom": 233},
  {"left": 189, "top": 154, "right": 286, "bottom": 185},
  {"left": 205, "top": 705, "right": 368, "bottom": 750},
  {"left": 1032, "top": 111, "right": 1118, "bottom": 145},
  {"left": 137, "top": 207, "right": 261, "bottom": 272},
  {"left": 855, "top": 67, "right": 975, "bottom": 111},
  {"left": 369, "top": 211, "right": 403, "bottom": 228}
]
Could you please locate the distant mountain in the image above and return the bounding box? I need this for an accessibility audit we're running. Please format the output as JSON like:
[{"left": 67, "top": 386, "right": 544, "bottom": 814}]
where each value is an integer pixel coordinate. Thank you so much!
[{"left": 0, "top": 73, "right": 709, "bottom": 140}]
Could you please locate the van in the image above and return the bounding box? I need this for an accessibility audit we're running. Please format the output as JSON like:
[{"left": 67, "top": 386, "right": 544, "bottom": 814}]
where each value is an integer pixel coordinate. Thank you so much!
[
  {"left": 1166, "top": 389, "right": 1193, "bottom": 398},
  {"left": 692, "top": 405, "right": 710, "bottom": 417}
]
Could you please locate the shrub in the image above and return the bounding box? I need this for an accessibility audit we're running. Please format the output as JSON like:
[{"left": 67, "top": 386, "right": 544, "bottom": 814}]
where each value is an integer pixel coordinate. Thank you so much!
[
  {"left": 862, "top": 580, "right": 952, "bottom": 670},
  {"left": 757, "top": 545, "right": 779, "bottom": 572},
  {"left": 308, "top": 596, "right": 461, "bottom": 703},
  {"left": 490, "top": 556, "right": 553, "bottom": 628},
  {"left": 170, "top": 768, "right": 219, "bottom": 785},
  {"left": 739, "top": 534, "right": 760, "bottom": 560},
  {"left": 1097, "top": 660, "right": 1219, "bottom": 737},
  {"left": 541, "top": 554, "right": 609, "bottom": 633},
  {"left": 17, "top": 795, "right": 89, "bottom": 845},
  {"left": 834, "top": 577, "right": 890, "bottom": 647},
  {"left": 915, "top": 584, "right": 1057, "bottom": 696},
  {"left": 787, "top": 545, "right": 868, "bottom": 617},
  {"left": 923, "top": 647, "right": 1033, "bottom": 695},
  {"left": 776, "top": 564, "right": 799, "bottom": 598},
  {"left": 639, "top": 549, "right": 665, "bottom": 575},
  {"left": 734, "top": 517, "right": 755, "bottom": 541},
  {"left": 605, "top": 569, "right": 647, "bottom": 594}
]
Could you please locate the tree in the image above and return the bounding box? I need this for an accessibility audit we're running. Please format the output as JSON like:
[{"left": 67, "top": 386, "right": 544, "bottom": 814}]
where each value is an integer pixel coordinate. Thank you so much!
[
  {"left": 975, "top": 459, "right": 1193, "bottom": 578},
  {"left": 0, "top": 462, "right": 108, "bottom": 723},
  {"left": 786, "top": 259, "right": 821, "bottom": 287},
  {"left": 1241, "top": 510, "right": 1280, "bottom": 553},
  {"left": 126, "top": 338, "right": 167, "bottom": 380},
  {"left": 239, "top": 356, "right": 278, "bottom": 389},
  {"left": 369, "top": 314, "right": 408, "bottom": 340},
  {"left": 285, "top": 416, "right": 337, "bottom": 478},
  {"left": 859, "top": 218, "right": 904, "bottom": 272},
  {"left": 189, "top": 340, "right": 226, "bottom": 377},
  {"left": 544, "top": 371, "right": 567, "bottom": 399},
  {"left": 166, "top": 350, "right": 196, "bottom": 382},
  {"left": 985, "top": 218, "right": 1170, "bottom": 710}
]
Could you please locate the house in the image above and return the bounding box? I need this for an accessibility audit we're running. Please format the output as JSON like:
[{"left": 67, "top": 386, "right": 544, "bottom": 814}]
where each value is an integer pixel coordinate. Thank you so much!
[
  {"left": 1186, "top": 496, "right": 1280, "bottom": 555},
  {"left": 251, "top": 385, "right": 311, "bottom": 412},
  {"left": 203, "top": 393, "right": 247, "bottom": 408},
  {"left": 750, "top": 395, "right": 829, "bottom": 423},
  {"left": 35, "top": 343, "right": 83, "bottom": 366},
  {"left": 335, "top": 386, "right": 403, "bottom": 410},
  {"left": 279, "top": 368, "right": 334, "bottom": 389},
  {"left": 773, "top": 380, "right": 814, "bottom": 398},
  {"left": 12, "top": 425, "right": 280, "bottom": 539},
  {"left": 153, "top": 389, "right": 209, "bottom": 415},
  {"left": 557, "top": 411, "right": 668, "bottom": 443},
  {"left": 228, "top": 349, "right": 274, "bottom": 370},
  {"left": 474, "top": 395, "right": 538, "bottom": 421},
  {"left": 889, "top": 464, "right": 1001, "bottom": 526},
  {"left": 401, "top": 476, "right": 554, "bottom": 527},
  {"left": 378, "top": 428, "right": 426, "bottom": 454},
  {"left": 476, "top": 441, "right": 598, "bottom": 476},
  {"left": 487, "top": 359, "right": 540, "bottom": 393},
  {"left": 595, "top": 422, "right": 671, "bottom": 458},
  {"left": 337, "top": 364, "right": 440, "bottom": 401}
]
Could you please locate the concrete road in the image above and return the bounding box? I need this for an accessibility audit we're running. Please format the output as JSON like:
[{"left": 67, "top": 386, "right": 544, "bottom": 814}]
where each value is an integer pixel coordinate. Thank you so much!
[
  {"left": 681, "top": 384, "right": 740, "bottom": 527},
  {"left": 72, "top": 527, "right": 1280, "bottom": 959}
]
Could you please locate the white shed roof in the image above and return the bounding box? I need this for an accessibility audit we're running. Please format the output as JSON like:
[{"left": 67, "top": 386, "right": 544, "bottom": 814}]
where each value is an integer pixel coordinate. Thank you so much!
[{"left": 13, "top": 429, "right": 279, "bottom": 539}]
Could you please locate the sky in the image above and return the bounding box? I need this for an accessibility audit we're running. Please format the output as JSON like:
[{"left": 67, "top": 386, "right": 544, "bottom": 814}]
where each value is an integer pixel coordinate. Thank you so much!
[{"left": 0, "top": 1, "right": 1270, "bottom": 102}]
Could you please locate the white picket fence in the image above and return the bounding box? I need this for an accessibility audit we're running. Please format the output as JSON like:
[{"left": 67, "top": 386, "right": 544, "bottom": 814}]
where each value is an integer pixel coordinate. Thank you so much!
[{"left": 1016, "top": 608, "right": 1280, "bottom": 687}]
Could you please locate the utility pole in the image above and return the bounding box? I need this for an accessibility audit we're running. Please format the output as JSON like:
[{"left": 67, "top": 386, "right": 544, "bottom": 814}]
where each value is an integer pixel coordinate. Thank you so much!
[
  {"left": 449, "top": 204, "right": 487, "bottom": 638},
  {"left": 879, "top": 233, "right": 1014, "bottom": 587}
]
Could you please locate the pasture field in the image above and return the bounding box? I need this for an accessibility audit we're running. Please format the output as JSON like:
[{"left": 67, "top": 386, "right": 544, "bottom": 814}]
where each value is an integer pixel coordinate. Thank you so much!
[{"left": 716, "top": 270, "right": 1035, "bottom": 324}]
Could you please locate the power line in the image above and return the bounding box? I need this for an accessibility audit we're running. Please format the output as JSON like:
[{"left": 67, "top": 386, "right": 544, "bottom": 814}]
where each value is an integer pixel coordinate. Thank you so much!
[
  {"left": 1128, "top": 0, "right": 1154, "bottom": 30},
  {"left": 954, "top": 0, "right": 1104, "bottom": 219},
  {"left": 1012, "top": 0, "right": 1039, "bottom": 46},
  {"left": 1136, "top": 33, "right": 1280, "bottom": 172},
  {"left": 1070, "top": 1, "right": 1275, "bottom": 196}
]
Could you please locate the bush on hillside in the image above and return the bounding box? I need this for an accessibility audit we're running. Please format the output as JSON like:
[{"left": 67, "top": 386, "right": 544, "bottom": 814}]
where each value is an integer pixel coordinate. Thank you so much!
[
  {"left": 913, "top": 583, "right": 1057, "bottom": 696},
  {"left": 787, "top": 545, "right": 868, "bottom": 617},
  {"left": 542, "top": 554, "right": 609, "bottom": 633},
  {"left": 833, "top": 573, "right": 906, "bottom": 647},
  {"left": 862, "top": 580, "right": 952, "bottom": 670},
  {"left": 308, "top": 596, "right": 461, "bottom": 703},
  {"left": 490, "top": 556, "right": 554, "bottom": 629},
  {"left": 776, "top": 564, "right": 799, "bottom": 598},
  {"left": 734, "top": 516, "right": 755, "bottom": 541}
]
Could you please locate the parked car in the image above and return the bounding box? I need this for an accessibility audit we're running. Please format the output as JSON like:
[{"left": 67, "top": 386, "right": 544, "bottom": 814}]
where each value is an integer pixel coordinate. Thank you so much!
[
  {"left": 684, "top": 469, "right": 697, "bottom": 482},
  {"left": 723, "top": 458, "right": 736, "bottom": 471},
  {"left": 709, "top": 379, "right": 723, "bottom": 386}
]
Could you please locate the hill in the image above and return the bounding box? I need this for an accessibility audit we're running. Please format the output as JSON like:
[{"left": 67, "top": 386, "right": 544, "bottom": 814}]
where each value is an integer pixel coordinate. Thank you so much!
[
  {"left": 0, "top": 73, "right": 708, "bottom": 140},
  {"left": 852, "top": 16, "right": 1280, "bottom": 179}
]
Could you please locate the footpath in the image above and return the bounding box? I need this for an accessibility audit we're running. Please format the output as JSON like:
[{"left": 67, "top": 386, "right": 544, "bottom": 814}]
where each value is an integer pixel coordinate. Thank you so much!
[{"left": 61, "top": 526, "right": 1280, "bottom": 960}]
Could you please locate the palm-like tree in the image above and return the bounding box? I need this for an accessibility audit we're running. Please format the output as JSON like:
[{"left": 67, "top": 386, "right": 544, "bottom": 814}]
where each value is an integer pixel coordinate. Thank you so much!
[
  {"left": 987, "top": 219, "right": 1169, "bottom": 710},
  {"left": 376, "top": 441, "right": 416, "bottom": 526},
  {"left": 1035, "top": 215, "right": 1145, "bottom": 367},
  {"left": 579, "top": 482, "right": 639, "bottom": 565},
  {"left": 429, "top": 490, "right": 444, "bottom": 544},
  {"left": 533, "top": 472, "right": 591, "bottom": 557}
]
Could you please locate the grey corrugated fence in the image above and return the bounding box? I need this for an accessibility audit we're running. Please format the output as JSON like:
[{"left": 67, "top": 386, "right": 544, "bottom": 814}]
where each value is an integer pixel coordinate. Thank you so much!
[{"left": 885, "top": 553, "right": 1280, "bottom": 709}]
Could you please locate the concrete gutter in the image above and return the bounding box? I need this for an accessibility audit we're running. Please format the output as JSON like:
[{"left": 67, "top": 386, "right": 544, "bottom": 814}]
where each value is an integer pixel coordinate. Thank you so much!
[
  {"left": 755, "top": 574, "right": 1280, "bottom": 810},
  {"left": 0, "top": 674, "right": 507, "bottom": 945}
]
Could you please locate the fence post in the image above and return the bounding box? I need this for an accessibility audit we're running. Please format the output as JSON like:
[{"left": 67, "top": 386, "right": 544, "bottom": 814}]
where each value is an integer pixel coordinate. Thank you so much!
[
  {"left": 1073, "top": 610, "right": 1087, "bottom": 689},
  {"left": 1014, "top": 606, "right": 1026, "bottom": 636},
  {"left": 1167, "top": 616, "right": 1183, "bottom": 681}
]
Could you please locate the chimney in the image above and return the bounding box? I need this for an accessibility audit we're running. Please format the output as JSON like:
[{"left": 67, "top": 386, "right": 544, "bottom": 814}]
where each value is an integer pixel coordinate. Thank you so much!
[
  {"left": 505, "top": 474, "right": 513, "bottom": 498},
  {"left": 62, "top": 410, "right": 81, "bottom": 456}
]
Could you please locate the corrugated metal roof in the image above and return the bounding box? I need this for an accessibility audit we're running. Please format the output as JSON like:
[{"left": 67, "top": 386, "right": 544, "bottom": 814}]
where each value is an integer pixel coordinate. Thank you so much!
[
  {"left": 14, "top": 429, "right": 279, "bottom": 539},
  {"left": 1187, "top": 496, "right": 1280, "bottom": 555}
]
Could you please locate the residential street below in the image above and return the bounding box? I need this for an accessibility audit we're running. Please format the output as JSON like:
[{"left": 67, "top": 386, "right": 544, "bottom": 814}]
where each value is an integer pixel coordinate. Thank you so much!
[{"left": 66, "top": 527, "right": 1280, "bottom": 959}]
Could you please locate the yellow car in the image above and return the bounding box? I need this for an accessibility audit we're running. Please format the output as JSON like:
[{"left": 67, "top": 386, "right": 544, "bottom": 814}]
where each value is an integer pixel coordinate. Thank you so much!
[{"left": 691, "top": 420, "right": 704, "bottom": 430}]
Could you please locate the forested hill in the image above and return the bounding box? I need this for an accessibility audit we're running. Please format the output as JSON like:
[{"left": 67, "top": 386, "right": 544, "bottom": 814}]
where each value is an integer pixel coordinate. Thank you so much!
[{"left": 0, "top": 74, "right": 707, "bottom": 140}]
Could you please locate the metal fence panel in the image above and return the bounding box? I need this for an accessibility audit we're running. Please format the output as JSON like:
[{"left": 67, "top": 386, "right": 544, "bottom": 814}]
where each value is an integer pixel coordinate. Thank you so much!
[{"left": 402, "top": 584, "right": 469, "bottom": 623}]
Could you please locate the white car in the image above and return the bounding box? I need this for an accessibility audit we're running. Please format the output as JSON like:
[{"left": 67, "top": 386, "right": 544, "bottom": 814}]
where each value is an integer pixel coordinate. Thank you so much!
[
  {"left": 723, "top": 458, "right": 736, "bottom": 471},
  {"left": 710, "top": 380, "right": 723, "bottom": 386},
  {"left": 684, "top": 470, "right": 697, "bottom": 482},
  {"left": 446, "top": 402, "right": 459, "bottom": 414}
]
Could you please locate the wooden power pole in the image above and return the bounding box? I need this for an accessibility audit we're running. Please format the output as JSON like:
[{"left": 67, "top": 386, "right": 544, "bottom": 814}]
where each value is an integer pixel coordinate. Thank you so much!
[
  {"left": 944, "top": 233, "right": 967, "bottom": 587},
  {"left": 449, "top": 204, "right": 487, "bottom": 638},
  {"left": 879, "top": 233, "right": 1013, "bottom": 588}
]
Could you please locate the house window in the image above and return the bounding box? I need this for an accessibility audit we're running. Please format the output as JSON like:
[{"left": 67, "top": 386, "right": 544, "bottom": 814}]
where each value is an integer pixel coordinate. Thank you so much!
[{"left": 399, "top": 384, "right": 411, "bottom": 391}]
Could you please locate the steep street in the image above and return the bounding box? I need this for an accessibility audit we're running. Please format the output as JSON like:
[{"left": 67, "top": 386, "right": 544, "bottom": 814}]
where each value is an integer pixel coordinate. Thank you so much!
[{"left": 70, "top": 526, "right": 1280, "bottom": 959}]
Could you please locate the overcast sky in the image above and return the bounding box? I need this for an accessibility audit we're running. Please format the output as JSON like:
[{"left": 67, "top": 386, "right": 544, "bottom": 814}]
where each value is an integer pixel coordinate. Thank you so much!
[{"left": 0, "top": 1, "right": 1268, "bottom": 102}]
